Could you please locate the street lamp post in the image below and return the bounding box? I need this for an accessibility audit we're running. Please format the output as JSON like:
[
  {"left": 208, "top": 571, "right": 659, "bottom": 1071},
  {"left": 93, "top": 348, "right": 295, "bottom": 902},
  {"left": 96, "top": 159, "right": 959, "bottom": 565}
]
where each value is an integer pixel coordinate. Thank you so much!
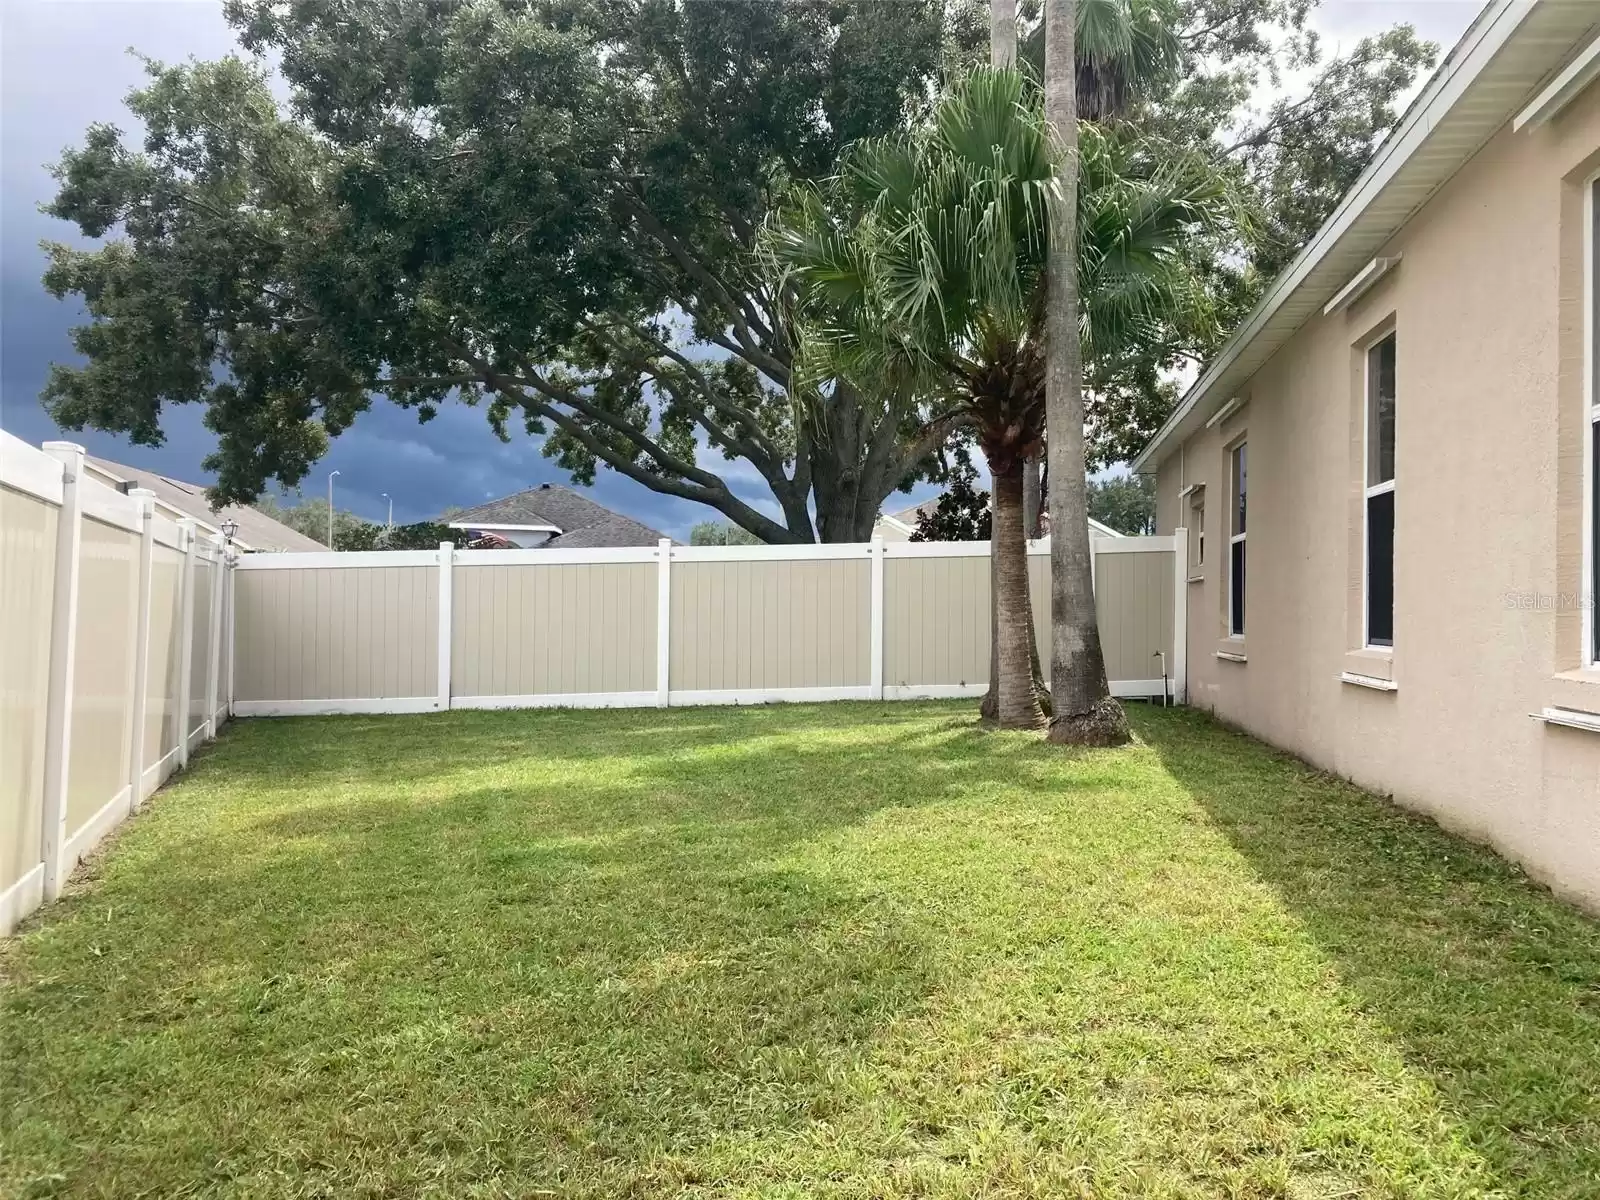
[{"left": 327, "top": 470, "right": 341, "bottom": 549}]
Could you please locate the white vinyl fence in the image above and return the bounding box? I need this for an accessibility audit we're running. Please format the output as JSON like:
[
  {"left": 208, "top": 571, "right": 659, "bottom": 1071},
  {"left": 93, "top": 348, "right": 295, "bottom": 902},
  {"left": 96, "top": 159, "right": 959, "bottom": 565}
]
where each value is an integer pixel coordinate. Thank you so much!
[
  {"left": 232, "top": 535, "right": 1187, "bottom": 715},
  {"left": 1, "top": 434, "right": 234, "bottom": 935}
]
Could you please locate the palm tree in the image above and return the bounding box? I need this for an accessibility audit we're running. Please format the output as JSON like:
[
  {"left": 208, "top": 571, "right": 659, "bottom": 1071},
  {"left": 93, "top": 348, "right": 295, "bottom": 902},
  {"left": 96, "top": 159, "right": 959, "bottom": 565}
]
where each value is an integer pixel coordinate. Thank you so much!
[
  {"left": 1021, "top": 0, "right": 1182, "bottom": 122},
  {"left": 768, "top": 66, "right": 1226, "bottom": 729},
  {"left": 1042, "top": 0, "right": 1124, "bottom": 744}
]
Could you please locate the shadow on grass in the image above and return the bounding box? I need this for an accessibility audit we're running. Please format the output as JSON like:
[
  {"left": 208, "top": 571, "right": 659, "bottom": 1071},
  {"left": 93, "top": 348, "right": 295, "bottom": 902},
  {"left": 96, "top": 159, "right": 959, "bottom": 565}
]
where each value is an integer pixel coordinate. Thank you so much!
[
  {"left": 1133, "top": 705, "right": 1600, "bottom": 1190},
  {"left": 1, "top": 702, "right": 1038, "bottom": 1196}
]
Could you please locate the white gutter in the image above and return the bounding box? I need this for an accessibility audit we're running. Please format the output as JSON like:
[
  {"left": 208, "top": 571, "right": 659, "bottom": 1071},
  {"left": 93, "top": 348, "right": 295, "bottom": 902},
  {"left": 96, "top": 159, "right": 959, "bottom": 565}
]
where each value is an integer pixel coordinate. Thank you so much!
[{"left": 1131, "top": 0, "right": 1539, "bottom": 473}]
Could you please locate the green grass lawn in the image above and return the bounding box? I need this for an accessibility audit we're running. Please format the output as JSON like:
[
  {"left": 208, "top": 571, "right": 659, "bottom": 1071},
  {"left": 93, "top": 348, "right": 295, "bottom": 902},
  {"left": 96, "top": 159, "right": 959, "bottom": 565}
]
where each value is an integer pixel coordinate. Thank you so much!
[{"left": 3, "top": 703, "right": 1598, "bottom": 1198}]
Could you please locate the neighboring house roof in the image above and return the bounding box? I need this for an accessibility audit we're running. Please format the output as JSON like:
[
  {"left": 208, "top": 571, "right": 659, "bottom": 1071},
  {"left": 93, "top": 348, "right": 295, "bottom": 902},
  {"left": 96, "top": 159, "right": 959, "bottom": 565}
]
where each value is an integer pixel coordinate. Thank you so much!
[
  {"left": 447, "top": 483, "right": 668, "bottom": 548},
  {"left": 1133, "top": 0, "right": 1600, "bottom": 473},
  {"left": 84, "top": 454, "right": 325, "bottom": 552},
  {"left": 874, "top": 497, "right": 1127, "bottom": 540}
]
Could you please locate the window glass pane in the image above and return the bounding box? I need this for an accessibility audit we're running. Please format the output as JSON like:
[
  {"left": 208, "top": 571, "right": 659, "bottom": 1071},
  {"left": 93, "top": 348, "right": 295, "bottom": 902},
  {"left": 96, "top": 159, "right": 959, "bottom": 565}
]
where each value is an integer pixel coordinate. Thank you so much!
[
  {"left": 1368, "top": 335, "right": 1396, "bottom": 487},
  {"left": 1231, "top": 443, "right": 1247, "bottom": 536},
  {"left": 1367, "top": 489, "right": 1395, "bottom": 646},
  {"left": 1230, "top": 540, "right": 1246, "bottom": 635},
  {"left": 1592, "top": 181, "right": 1600, "bottom": 411}
]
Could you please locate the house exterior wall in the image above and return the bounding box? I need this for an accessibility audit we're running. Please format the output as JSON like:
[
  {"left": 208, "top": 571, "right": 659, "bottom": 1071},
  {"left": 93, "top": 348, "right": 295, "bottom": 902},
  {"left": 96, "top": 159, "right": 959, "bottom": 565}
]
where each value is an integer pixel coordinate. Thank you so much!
[{"left": 1154, "top": 82, "right": 1600, "bottom": 909}]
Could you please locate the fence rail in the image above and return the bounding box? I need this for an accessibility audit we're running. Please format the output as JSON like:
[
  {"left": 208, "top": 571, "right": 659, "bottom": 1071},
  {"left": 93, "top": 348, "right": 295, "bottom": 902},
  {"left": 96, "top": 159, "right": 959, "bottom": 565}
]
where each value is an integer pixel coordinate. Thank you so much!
[
  {"left": 232, "top": 533, "right": 1187, "bottom": 717},
  {"left": 1, "top": 434, "right": 233, "bottom": 935}
]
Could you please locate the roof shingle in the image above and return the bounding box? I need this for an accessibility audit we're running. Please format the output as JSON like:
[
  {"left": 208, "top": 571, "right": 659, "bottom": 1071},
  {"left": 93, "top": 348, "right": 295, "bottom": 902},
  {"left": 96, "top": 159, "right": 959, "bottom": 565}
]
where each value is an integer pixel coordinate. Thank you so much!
[{"left": 448, "top": 483, "right": 667, "bottom": 547}]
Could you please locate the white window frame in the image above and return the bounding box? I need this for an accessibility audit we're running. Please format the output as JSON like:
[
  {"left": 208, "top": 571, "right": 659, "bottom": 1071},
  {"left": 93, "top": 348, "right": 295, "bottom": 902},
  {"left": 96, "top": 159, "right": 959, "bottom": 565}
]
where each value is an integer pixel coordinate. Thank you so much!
[
  {"left": 1188, "top": 488, "right": 1205, "bottom": 570},
  {"left": 1228, "top": 441, "right": 1246, "bottom": 638},
  {"left": 1585, "top": 176, "right": 1600, "bottom": 667},
  {"left": 1363, "top": 330, "right": 1397, "bottom": 651}
]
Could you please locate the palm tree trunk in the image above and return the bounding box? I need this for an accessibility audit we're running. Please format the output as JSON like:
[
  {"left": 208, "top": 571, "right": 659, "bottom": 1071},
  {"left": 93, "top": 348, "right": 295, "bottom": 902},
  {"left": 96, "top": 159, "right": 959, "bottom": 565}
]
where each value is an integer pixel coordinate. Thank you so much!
[
  {"left": 991, "top": 458, "right": 1045, "bottom": 730},
  {"left": 978, "top": 0, "right": 1021, "bottom": 724},
  {"left": 991, "top": 0, "right": 1016, "bottom": 67},
  {"left": 1043, "top": 0, "right": 1129, "bottom": 747},
  {"left": 1022, "top": 456, "right": 1042, "bottom": 537}
]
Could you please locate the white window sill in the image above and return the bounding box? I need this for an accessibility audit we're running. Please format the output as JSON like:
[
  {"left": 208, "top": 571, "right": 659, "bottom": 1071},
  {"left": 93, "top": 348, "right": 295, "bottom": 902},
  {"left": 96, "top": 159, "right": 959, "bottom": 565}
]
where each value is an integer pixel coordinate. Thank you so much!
[
  {"left": 1188, "top": 574, "right": 1205, "bottom": 584},
  {"left": 1533, "top": 706, "right": 1600, "bottom": 734},
  {"left": 1216, "top": 650, "right": 1248, "bottom": 664},
  {"left": 1341, "top": 671, "right": 1398, "bottom": 692}
]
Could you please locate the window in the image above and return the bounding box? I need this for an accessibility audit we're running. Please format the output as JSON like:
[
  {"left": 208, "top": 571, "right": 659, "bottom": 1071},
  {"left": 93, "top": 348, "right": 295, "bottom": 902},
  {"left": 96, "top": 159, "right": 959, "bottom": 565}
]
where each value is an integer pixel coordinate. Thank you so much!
[
  {"left": 1186, "top": 487, "right": 1205, "bottom": 572},
  {"left": 1365, "top": 333, "right": 1397, "bottom": 648},
  {"left": 1590, "top": 180, "right": 1600, "bottom": 664},
  {"left": 1229, "top": 442, "right": 1246, "bottom": 636}
]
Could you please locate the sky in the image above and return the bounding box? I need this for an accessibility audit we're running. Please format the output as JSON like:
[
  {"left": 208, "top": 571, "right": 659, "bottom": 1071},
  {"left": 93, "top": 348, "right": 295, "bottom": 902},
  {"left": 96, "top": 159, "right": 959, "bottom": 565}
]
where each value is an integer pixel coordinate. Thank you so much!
[{"left": 0, "top": 0, "right": 1483, "bottom": 537}]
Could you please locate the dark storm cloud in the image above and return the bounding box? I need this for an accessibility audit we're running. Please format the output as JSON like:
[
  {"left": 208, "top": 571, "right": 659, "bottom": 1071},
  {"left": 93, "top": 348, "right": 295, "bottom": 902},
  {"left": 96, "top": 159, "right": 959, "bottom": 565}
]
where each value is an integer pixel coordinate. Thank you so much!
[{"left": 0, "top": 1, "right": 784, "bottom": 539}]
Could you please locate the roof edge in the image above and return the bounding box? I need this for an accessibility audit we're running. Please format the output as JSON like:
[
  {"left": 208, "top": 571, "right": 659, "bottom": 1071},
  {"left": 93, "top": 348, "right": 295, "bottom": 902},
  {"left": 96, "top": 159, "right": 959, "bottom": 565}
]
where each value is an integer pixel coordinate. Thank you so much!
[{"left": 1131, "top": 0, "right": 1536, "bottom": 474}]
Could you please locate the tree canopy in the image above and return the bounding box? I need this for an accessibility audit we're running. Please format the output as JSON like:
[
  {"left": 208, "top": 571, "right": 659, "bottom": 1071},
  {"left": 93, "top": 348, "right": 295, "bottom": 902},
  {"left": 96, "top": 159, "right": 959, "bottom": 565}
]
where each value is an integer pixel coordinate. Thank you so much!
[
  {"left": 44, "top": 0, "right": 966, "bottom": 542},
  {"left": 39, "top": 0, "right": 1437, "bottom": 535}
]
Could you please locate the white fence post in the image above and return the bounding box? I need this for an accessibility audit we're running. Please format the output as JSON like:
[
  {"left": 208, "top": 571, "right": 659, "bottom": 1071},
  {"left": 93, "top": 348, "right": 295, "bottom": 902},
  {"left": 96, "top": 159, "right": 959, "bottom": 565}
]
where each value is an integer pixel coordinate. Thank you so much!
[
  {"left": 175, "top": 519, "right": 197, "bottom": 769},
  {"left": 127, "top": 489, "right": 156, "bottom": 810},
  {"left": 1172, "top": 526, "right": 1188, "bottom": 705},
  {"left": 204, "top": 533, "right": 224, "bottom": 737},
  {"left": 226, "top": 554, "right": 237, "bottom": 718},
  {"left": 437, "top": 541, "right": 454, "bottom": 712},
  {"left": 39, "top": 442, "right": 84, "bottom": 902},
  {"left": 656, "top": 538, "right": 672, "bottom": 708},
  {"left": 869, "top": 536, "right": 885, "bottom": 701}
]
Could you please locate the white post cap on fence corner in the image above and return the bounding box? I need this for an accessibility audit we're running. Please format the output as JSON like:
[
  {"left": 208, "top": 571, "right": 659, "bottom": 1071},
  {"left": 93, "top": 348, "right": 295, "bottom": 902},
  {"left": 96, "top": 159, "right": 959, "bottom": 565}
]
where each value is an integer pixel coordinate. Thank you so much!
[{"left": 41, "top": 440, "right": 86, "bottom": 472}]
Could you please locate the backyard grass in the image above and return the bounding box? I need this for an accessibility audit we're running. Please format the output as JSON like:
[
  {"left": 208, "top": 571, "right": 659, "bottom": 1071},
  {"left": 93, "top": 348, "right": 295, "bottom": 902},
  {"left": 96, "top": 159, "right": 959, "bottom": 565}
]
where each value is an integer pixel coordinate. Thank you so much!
[{"left": 2, "top": 703, "right": 1598, "bottom": 1199}]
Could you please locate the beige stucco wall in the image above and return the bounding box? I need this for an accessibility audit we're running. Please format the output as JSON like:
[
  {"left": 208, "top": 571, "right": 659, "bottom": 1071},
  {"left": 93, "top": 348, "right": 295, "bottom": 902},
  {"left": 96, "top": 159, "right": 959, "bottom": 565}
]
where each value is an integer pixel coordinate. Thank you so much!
[
  {"left": 0, "top": 486, "right": 57, "bottom": 895},
  {"left": 1155, "top": 82, "right": 1600, "bottom": 908},
  {"left": 234, "top": 566, "right": 438, "bottom": 702},
  {"left": 65, "top": 516, "right": 140, "bottom": 840},
  {"left": 670, "top": 558, "right": 869, "bottom": 691},
  {"left": 453, "top": 562, "right": 655, "bottom": 697}
]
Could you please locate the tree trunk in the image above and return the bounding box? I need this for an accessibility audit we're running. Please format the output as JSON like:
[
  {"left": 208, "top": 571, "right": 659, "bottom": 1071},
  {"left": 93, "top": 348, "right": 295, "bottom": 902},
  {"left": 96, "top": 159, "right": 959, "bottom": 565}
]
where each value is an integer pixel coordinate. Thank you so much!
[
  {"left": 991, "top": 0, "right": 1016, "bottom": 67},
  {"left": 1022, "top": 456, "right": 1042, "bottom": 537},
  {"left": 990, "top": 458, "right": 1045, "bottom": 730},
  {"left": 1043, "top": 0, "right": 1129, "bottom": 747}
]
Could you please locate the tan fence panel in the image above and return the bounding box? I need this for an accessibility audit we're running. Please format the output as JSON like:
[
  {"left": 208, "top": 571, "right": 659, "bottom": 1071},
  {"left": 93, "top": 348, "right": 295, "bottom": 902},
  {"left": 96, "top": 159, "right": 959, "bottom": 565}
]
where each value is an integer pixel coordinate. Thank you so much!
[
  {"left": 884, "top": 555, "right": 989, "bottom": 688},
  {"left": 1029, "top": 553, "right": 1052, "bottom": 682},
  {"left": 234, "top": 566, "right": 438, "bottom": 703},
  {"left": 218, "top": 567, "right": 233, "bottom": 717},
  {"left": 453, "top": 562, "right": 655, "bottom": 699},
  {"left": 1, "top": 486, "right": 58, "bottom": 899},
  {"left": 670, "top": 558, "right": 870, "bottom": 692},
  {"left": 187, "top": 557, "right": 214, "bottom": 736},
  {"left": 144, "top": 544, "right": 186, "bottom": 777},
  {"left": 1094, "top": 550, "right": 1175, "bottom": 686},
  {"left": 65, "top": 517, "right": 140, "bottom": 841}
]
